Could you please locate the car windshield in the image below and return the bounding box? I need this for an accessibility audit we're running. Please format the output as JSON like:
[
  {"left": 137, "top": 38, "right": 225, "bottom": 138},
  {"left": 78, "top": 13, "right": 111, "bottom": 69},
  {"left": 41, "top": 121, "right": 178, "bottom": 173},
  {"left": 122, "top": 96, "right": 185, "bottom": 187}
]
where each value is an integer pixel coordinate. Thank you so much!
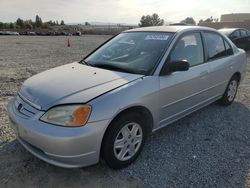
[{"left": 83, "top": 32, "right": 174, "bottom": 75}]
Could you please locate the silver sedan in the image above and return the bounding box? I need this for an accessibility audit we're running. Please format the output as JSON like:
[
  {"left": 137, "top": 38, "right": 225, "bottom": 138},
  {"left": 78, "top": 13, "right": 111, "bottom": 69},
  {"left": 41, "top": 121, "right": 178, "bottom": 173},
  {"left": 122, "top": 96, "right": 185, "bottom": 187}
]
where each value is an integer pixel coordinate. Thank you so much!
[{"left": 8, "top": 26, "right": 247, "bottom": 169}]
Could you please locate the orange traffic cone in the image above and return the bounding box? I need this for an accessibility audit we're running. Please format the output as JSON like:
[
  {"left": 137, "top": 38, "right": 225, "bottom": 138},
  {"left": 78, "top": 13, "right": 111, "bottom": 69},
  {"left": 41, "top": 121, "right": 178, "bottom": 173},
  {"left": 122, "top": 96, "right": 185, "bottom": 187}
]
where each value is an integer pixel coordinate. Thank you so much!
[{"left": 67, "top": 39, "right": 71, "bottom": 47}]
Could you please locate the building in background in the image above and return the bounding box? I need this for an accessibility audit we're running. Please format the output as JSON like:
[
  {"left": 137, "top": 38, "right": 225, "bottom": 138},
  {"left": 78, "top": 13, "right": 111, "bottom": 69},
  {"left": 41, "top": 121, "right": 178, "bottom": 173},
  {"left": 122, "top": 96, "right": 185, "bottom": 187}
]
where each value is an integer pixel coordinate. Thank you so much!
[
  {"left": 221, "top": 13, "right": 250, "bottom": 22},
  {"left": 199, "top": 13, "right": 250, "bottom": 30}
]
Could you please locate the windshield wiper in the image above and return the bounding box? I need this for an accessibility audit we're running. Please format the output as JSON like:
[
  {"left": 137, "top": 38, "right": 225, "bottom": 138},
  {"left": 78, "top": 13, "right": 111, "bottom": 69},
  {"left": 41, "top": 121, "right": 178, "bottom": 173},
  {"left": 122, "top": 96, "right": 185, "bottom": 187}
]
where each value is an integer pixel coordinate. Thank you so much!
[
  {"left": 93, "top": 63, "right": 135, "bottom": 74},
  {"left": 81, "top": 60, "right": 92, "bottom": 66}
]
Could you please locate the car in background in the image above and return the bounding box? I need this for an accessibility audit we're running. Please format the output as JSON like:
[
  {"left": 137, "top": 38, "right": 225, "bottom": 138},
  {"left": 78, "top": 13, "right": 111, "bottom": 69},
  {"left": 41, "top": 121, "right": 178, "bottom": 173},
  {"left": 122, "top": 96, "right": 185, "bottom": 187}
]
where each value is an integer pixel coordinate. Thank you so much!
[
  {"left": 8, "top": 26, "right": 247, "bottom": 169},
  {"left": 0, "top": 31, "right": 19, "bottom": 35},
  {"left": 219, "top": 28, "right": 250, "bottom": 51}
]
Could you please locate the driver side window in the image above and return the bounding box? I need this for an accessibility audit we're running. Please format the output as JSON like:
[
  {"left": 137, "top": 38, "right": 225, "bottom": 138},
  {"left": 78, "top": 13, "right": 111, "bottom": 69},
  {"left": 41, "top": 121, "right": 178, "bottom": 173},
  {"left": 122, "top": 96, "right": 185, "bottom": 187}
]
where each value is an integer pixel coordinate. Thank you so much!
[{"left": 170, "top": 33, "right": 204, "bottom": 67}]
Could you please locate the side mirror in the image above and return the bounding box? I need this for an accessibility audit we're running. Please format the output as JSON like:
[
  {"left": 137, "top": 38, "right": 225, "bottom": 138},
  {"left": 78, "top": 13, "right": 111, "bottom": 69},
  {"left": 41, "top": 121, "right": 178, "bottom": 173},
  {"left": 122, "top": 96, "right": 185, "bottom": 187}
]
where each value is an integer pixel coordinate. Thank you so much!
[{"left": 160, "top": 60, "right": 190, "bottom": 75}]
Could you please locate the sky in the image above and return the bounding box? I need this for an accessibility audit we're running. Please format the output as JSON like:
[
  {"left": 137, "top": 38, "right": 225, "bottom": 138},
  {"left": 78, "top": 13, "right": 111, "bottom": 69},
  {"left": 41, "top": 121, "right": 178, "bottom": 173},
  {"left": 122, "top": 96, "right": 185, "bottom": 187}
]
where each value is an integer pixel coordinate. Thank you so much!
[{"left": 0, "top": 0, "right": 250, "bottom": 24}]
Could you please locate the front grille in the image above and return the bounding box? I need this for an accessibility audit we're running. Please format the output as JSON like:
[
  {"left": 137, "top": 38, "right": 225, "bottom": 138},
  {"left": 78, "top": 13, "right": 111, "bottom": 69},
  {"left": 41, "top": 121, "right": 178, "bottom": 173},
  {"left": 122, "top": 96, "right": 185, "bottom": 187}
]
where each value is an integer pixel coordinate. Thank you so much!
[{"left": 14, "top": 95, "right": 39, "bottom": 118}]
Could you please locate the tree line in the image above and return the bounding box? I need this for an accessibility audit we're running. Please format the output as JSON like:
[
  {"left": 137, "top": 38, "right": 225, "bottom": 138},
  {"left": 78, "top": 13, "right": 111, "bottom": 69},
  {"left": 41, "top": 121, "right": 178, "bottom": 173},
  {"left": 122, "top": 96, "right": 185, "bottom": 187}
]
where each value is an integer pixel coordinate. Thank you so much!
[
  {"left": 0, "top": 15, "right": 65, "bottom": 30},
  {"left": 0, "top": 13, "right": 219, "bottom": 30},
  {"left": 139, "top": 14, "right": 219, "bottom": 27}
]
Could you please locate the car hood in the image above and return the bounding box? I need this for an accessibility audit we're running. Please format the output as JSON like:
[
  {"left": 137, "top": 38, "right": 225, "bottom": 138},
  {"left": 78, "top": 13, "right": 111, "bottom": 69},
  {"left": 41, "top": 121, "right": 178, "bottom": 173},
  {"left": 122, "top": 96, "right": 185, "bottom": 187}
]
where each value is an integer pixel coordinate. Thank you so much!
[{"left": 19, "top": 62, "right": 143, "bottom": 110}]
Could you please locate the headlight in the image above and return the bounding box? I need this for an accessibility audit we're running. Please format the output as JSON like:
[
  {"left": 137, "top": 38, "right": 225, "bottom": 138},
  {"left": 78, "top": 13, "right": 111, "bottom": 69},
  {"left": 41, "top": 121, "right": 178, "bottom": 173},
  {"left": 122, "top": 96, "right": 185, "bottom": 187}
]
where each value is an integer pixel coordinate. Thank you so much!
[{"left": 40, "top": 105, "right": 91, "bottom": 127}]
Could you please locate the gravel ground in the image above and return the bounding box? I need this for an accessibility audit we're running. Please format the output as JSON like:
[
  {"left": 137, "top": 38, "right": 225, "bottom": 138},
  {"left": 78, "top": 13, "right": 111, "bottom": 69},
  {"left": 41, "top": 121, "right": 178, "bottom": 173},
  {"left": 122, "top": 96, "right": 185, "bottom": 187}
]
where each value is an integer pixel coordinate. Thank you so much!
[{"left": 0, "top": 36, "right": 249, "bottom": 188}]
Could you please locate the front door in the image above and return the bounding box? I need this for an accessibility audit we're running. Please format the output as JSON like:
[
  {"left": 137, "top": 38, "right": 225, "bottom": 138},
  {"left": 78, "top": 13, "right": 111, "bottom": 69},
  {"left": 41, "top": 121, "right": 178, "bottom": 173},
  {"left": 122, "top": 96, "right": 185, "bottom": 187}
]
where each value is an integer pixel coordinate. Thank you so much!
[{"left": 158, "top": 32, "right": 211, "bottom": 128}]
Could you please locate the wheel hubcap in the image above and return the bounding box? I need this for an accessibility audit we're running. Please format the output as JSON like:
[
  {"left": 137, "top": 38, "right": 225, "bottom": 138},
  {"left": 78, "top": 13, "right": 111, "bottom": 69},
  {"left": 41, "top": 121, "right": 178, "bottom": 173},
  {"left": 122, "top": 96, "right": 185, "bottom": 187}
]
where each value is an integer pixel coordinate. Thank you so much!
[
  {"left": 113, "top": 122, "right": 143, "bottom": 161},
  {"left": 227, "top": 80, "right": 238, "bottom": 102}
]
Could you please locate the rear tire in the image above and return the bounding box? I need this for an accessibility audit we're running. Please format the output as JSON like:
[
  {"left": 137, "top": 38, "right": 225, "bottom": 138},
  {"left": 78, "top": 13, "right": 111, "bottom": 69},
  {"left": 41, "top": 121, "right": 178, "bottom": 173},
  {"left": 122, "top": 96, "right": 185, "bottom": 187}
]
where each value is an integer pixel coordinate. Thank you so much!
[
  {"left": 218, "top": 75, "right": 239, "bottom": 106},
  {"left": 101, "top": 113, "right": 147, "bottom": 169}
]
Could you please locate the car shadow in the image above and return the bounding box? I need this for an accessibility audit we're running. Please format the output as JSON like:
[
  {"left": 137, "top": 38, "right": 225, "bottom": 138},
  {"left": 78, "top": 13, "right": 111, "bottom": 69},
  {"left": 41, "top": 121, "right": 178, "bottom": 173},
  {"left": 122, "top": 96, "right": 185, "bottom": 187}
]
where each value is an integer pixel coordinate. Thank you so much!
[{"left": 1, "top": 102, "right": 250, "bottom": 188}]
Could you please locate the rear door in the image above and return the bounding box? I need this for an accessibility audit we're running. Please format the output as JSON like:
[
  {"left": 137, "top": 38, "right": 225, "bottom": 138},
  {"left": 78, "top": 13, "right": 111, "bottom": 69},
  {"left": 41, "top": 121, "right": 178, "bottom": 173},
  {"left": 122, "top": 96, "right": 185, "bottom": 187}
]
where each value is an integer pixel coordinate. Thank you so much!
[
  {"left": 158, "top": 32, "right": 211, "bottom": 127},
  {"left": 203, "top": 31, "right": 235, "bottom": 97}
]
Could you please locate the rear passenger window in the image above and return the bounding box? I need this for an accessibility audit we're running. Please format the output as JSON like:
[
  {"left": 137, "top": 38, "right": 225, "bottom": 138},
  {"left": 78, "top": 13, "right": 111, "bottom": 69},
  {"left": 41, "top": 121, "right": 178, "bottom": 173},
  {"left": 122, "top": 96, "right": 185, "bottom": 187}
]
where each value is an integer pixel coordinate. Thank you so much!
[
  {"left": 240, "top": 30, "right": 248, "bottom": 36},
  {"left": 204, "top": 32, "right": 230, "bottom": 60},
  {"left": 230, "top": 30, "right": 240, "bottom": 39},
  {"left": 170, "top": 33, "right": 204, "bottom": 67}
]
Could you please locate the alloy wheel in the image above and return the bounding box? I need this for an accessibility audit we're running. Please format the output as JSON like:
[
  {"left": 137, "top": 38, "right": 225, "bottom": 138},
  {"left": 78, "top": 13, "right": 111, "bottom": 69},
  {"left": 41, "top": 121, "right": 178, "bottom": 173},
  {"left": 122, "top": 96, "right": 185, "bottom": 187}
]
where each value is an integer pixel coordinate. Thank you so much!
[
  {"left": 113, "top": 122, "right": 143, "bottom": 161},
  {"left": 227, "top": 80, "right": 238, "bottom": 102}
]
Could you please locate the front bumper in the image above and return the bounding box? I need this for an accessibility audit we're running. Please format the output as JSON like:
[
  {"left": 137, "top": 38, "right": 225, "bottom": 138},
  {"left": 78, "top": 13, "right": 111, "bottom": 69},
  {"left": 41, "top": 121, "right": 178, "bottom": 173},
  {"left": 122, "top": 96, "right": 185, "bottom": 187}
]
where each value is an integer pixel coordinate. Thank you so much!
[{"left": 8, "top": 98, "right": 110, "bottom": 168}]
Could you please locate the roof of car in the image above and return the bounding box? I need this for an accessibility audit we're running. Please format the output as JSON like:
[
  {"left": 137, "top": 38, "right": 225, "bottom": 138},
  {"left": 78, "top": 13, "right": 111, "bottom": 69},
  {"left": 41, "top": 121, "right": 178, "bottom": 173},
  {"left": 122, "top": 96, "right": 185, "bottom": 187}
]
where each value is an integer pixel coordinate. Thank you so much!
[
  {"left": 218, "top": 28, "right": 241, "bottom": 36},
  {"left": 124, "top": 26, "right": 215, "bottom": 33},
  {"left": 219, "top": 28, "right": 240, "bottom": 31}
]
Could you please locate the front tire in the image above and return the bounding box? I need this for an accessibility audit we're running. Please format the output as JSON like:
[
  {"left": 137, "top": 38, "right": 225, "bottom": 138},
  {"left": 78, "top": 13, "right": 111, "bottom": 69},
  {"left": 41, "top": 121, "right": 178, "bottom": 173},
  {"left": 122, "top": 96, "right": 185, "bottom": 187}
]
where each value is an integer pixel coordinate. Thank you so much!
[
  {"left": 101, "top": 113, "right": 147, "bottom": 169},
  {"left": 219, "top": 75, "right": 239, "bottom": 106}
]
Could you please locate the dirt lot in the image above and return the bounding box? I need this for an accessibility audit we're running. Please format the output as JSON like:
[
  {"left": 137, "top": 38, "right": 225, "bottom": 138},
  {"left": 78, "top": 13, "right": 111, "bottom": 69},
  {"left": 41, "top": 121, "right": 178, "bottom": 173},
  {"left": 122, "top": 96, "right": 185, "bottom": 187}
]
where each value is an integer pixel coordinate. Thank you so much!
[{"left": 0, "top": 35, "right": 250, "bottom": 188}]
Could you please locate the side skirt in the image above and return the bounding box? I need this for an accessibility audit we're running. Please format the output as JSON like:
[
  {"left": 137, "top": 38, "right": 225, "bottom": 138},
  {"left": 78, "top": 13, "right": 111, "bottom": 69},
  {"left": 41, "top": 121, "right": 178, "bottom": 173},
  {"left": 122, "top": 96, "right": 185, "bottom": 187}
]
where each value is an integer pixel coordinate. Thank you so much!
[{"left": 152, "top": 95, "right": 222, "bottom": 132}]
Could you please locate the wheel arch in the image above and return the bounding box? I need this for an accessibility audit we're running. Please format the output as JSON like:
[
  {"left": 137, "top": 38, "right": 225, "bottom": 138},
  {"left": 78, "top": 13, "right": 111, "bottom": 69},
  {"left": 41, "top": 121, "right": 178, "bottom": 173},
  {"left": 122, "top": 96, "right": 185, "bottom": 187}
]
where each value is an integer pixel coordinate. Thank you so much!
[
  {"left": 233, "top": 72, "right": 241, "bottom": 82},
  {"left": 100, "top": 105, "right": 154, "bottom": 156}
]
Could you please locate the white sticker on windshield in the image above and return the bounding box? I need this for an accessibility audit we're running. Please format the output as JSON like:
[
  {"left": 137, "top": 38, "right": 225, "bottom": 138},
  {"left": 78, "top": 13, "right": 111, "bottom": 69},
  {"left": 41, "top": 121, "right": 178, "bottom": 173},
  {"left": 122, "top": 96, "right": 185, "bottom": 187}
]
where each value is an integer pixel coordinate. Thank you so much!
[{"left": 145, "top": 35, "right": 169, "bottom": 40}]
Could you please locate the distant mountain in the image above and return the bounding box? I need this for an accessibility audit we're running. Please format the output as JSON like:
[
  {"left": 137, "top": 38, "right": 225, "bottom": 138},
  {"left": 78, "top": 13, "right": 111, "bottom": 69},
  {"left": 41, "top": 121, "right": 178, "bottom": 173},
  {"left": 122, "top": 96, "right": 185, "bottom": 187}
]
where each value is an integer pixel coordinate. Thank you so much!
[
  {"left": 67, "top": 21, "right": 137, "bottom": 26},
  {"left": 164, "top": 21, "right": 174, "bottom": 25},
  {"left": 67, "top": 21, "right": 175, "bottom": 26}
]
